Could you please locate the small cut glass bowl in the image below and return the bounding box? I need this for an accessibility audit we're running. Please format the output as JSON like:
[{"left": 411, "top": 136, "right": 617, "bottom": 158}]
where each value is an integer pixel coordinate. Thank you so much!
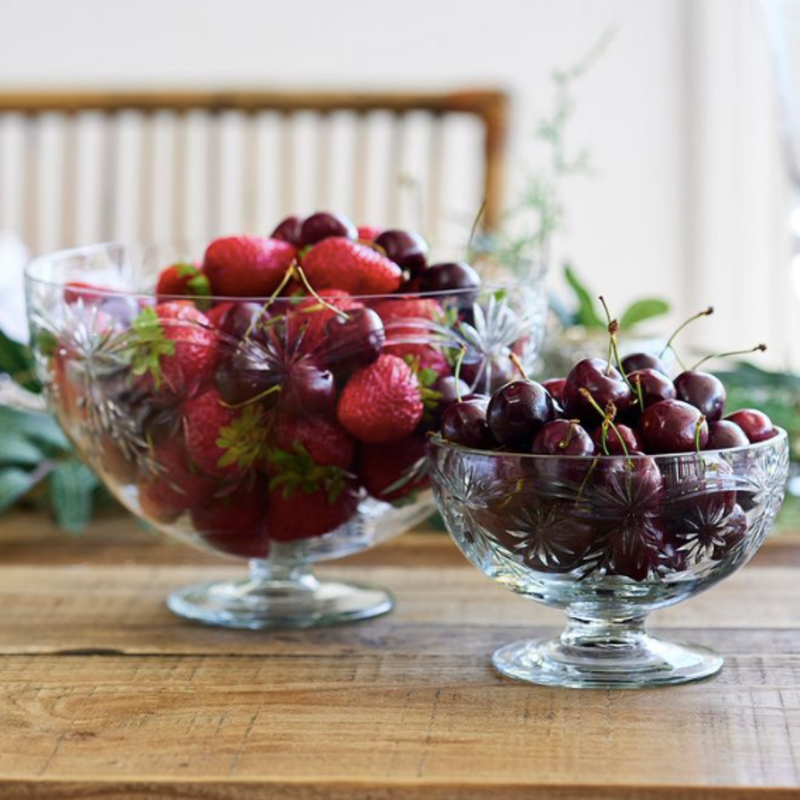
[
  {"left": 24, "top": 242, "right": 548, "bottom": 629},
  {"left": 428, "top": 431, "right": 789, "bottom": 688}
]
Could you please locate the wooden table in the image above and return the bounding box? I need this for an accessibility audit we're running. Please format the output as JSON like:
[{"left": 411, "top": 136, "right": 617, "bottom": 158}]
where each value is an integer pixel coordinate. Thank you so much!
[{"left": 1, "top": 511, "right": 800, "bottom": 799}]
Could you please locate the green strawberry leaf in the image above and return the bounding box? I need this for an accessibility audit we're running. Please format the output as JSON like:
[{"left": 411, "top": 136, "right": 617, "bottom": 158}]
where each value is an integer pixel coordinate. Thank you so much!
[
  {"left": 267, "top": 444, "right": 349, "bottom": 504},
  {"left": 127, "top": 307, "right": 175, "bottom": 388},
  {"left": 216, "top": 404, "right": 268, "bottom": 471}
]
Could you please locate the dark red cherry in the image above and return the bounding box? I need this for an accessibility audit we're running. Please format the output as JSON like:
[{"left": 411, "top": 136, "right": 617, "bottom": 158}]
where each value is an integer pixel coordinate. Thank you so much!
[
  {"left": 215, "top": 302, "right": 268, "bottom": 343},
  {"left": 628, "top": 368, "right": 676, "bottom": 409},
  {"left": 531, "top": 420, "right": 595, "bottom": 456},
  {"left": 419, "top": 262, "right": 481, "bottom": 294},
  {"left": 707, "top": 420, "right": 749, "bottom": 450},
  {"left": 542, "top": 378, "right": 566, "bottom": 406},
  {"left": 432, "top": 375, "right": 471, "bottom": 419},
  {"left": 215, "top": 349, "right": 281, "bottom": 407},
  {"left": 270, "top": 216, "right": 304, "bottom": 246},
  {"left": 281, "top": 361, "right": 336, "bottom": 415},
  {"left": 621, "top": 352, "right": 667, "bottom": 375},
  {"left": 487, "top": 380, "right": 555, "bottom": 448},
  {"left": 323, "top": 308, "right": 385, "bottom": 372},
  {"left": 441, "top": 397, "right": 495, "bottom": 449},
  {"left": 591, "top": 423, "right": 641, "bottom": 456},
  {"left": 639, "top": 399, "right": 709, "bottom": 454},
  {"left": 562, "top": 358, "right": 633, "bottom": 425},
  {"left": 299, "top": 212, "right": 358, "bottom": 247},
  {"left": 725, "top": 409, "right": 777, "bottom": 443},
  {"left": 674, "top": 370, "right": 726, "bottom": 421},
  {"left": 374, "top": 230, "right": 429, "bottom": 276}
]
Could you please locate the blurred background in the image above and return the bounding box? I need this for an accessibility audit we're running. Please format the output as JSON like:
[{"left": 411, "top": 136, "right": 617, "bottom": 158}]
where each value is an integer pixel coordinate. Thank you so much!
[{"left": 4, "top": 0, "right": 800, "bottom": 529}]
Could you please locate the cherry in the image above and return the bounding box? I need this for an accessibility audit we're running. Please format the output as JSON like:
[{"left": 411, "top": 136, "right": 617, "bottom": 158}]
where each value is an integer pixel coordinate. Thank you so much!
[
  {"left": 441, "top": 396, "right": 495, "bottom": 449},
  {"left": 628, "top": 368, "right": 676, "bottom": 409},
  {"left": 531, "top": 420, "right": 595, "bottom": 456},
  {"left": 280, "top": 360, "right": 336, "bottom": 415},
  {"left": 487, "top": 380, "right": 555, "bottom": 448},
  {"left": 460, "top": 351, "right": 516, "bottom": 393},
  {"left": 432, "top": 375, "right": 471, "bottom": 419},
  {"left": 621, "top": 352, "right": 667, "bottom": 375},
  {"left": 725, "top": 409, "right": 777, "bottom": 443},
  {"left": 299, "top": 212, "right": 358, "bottom": 246},
  {"left": 271, "top": 215, "right": 304, "bottom": 246},
  {"left": 374, "top": 230, "right": 428, "bottom": 276},
  {"left": 674, "top": 370, "right": 726, "bottom": 421},
  {"left": 562, "top": 358, "right": 633, "bottom": 424},
  {"left": 215, "top": 302, "right": 268, "bottom": 343},
  {"left": 322, "top": 308, "right": 385, "bottom": 372},
  {"left": 707, "top": 420, "right": 749, "bottom": 450},
  {"left": 591, "top": 423, "right": 641, "bottom": 456},
  {"left": 639, "top": 399, "right": 709, "bottom": 454},
  {"left": 542, "top": 378, "right": 566, "bottom": 406},
  {"left": 215, "top": 348, "right": 281, "bottom": 407},
  {"left": 419, "top": 262, "right": 481, "bottom": 294}
]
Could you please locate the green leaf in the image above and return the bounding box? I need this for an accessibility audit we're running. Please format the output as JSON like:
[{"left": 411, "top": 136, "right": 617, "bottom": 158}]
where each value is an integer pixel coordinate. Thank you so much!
[
  {"left": 619, "top": 299, "right": 670, "bottom": 329},
  {"left": 0, "top": 434, "right": 45, "bottom": 466},
  {"left": 127, "top": 306, "right": 175, "bottom": 388},
  {"left": 0, "top": 406, "right": 71, "bottom": 452},
  {"left": 48, "top": 460, "right": 98, "bottom": 534},
  {"left": 563, "top": 264, "right": 605, "bottom": 330},
  {"left": 0, "top": 330, "right": 41, "bottom": 393},
  {"left": 0, "top": 467, "right": 37, "bottom": 514}
]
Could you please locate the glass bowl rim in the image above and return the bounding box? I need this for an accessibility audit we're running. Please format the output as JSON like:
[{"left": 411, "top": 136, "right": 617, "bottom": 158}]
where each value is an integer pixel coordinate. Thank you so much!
[
  {"left": 428, "top": 427, "right": 788, "bottom": 463},
  {"left": 24, "top": 240, "right": 532, "bottom": 303}
]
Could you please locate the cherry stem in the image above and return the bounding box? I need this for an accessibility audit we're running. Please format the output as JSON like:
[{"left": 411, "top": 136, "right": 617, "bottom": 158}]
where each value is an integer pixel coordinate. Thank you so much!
[
  {"left": 454, "top": 346, "right": 468, "bottom": 403},
  {"left": 467, "top": 196, "right": 488, "bottom": 256},
  {"left": 294, "top": 265, "right": 350, "bottom": 321},
  {"left": 579, "top": 388, "right": 631, "bottom": 462},
  {"left": 558, "top": 419, "right": 580, "bottom": 450},
  {"left": 219, "top": 383, "right": 282, "bottom": 410},
  {"left": 599, "top": 419, "right": 611, "bottom": 456},
  {"left": 659, "top": 306, "right": 714, "bottom": 359},
  {"left": 241, "top": 263, "right": 298, "bottom": 343},
  {"left": 509, "top": 352, "right": 528, "bottom": 380},
  {"left": 631, "top": 372, "right": 645, "bottom": 410},
  {"left": 692, "top": 343, "right": 767, "bottom": 371},
  {"left": 695, "top": 415, "right": 706, "bottom": 454}
]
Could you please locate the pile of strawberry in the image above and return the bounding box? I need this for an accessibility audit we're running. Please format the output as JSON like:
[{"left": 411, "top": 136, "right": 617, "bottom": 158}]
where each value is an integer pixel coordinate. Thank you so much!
[{"left": 55, "top": 212, "right": 489, "bottom": 560}]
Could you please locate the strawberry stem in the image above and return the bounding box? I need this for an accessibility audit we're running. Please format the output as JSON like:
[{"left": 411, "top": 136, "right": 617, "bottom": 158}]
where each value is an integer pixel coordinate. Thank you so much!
[{"left": 692, "top": 343, "right": 767, "bottom": 371}]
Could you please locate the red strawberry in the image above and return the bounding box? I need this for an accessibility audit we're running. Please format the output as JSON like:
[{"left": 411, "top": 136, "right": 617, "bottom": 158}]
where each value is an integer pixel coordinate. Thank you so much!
[
  {"left": 155, "top": 262, "right": 211, "bottom": 306},
  {"left": 357, "top": 225, "right": 382, "bottom": 241},
  {"left": 204, "top": 235, "right": 297, "bottom": 297},
  {"left": 64, "top": 281, "right": 108, "bottom": 304},
  {"left": 137, "top": 438, "right": 215, "bottom": 523},
  {"left": 204, "top": 301, "right": 235, "bottom": 329},
  {"left": 337, "top": 354, "right": 424, "bottom": 444},
  {"left": 301, "top": 238, "right": 402, "bottom": 295},
  {"left": 276, "top": 413, "right": 355, "bottom": 469},
  {"left": 358, "top": 434, "right": 430, "bottom": 502},
  {"left": 288, "top": 289, "right": 363, "bottom": 353},
  {"left": 266, "top": 483, "right": 358, "bottom": 541},
  {"left": 130, "top": 301, "right": 218, "bottom": 396},
  {"left": 191, "top": 483, "right": 270, "bottom": 559},
  {"left": 183, "top": 389, "right": 269, "bottom": 477}
]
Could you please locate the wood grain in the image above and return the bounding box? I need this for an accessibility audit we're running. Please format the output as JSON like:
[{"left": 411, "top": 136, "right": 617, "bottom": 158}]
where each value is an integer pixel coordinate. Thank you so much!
[{"left": 0, "top": 512, "right": 800, "bottom": 798}]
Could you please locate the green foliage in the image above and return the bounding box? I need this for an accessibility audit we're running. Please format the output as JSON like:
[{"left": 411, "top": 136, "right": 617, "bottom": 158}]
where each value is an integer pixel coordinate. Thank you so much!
[
  {"left": 216, "top": 404, "right": 268, "bottom": 471},
  {"left": 564, "top": 264, "right": 605, "bottom": 330},
  {"left": 49, "top": 461, "right": 99, "bottom": 534},
  {"left": 128, "top": 307, "right": 175, "bottom": 388},
  {"left": 620, "top": 300, "right": 671, "bottom": 329},
  {"left": 268, "top": 444, "right": 348, "bottom": 505},
  {"left": 0, "top": 329, "right": 42, "bottom": 393}
]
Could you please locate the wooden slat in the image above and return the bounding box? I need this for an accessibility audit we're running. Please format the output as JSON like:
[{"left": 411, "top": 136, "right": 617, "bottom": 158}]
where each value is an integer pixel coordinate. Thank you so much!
[
  {"left": 316, "top": 111, "right": 331, "bottom": 209},
  {"left": 206, "top": 111, "right": 221, "bottom": 238},
  {"left": 279, "top": 111, "right": 294, "bottom": 215},
  {"left": 172, "top": 112, "right": 188, "bottom": 241},
  {"left": 387, "top": 112, "right": 406, "bottom": 225},
  {"left": 426, "top": 113, "right": 444, "bottom": 241},
  {"left": 99, "top": 113, "right": 118, "bottom": 241},
  {"left": 60, "top": 114, "right": 77, "bottom": 248},
  {"left": 242, "top": 112, "right": 259, "bottom": 232},
  {"left": 352, "top": 112, "right": 369, "bottom": 222},
  {"left": 22, "top": 114, "right": 39, "bottom": 250},
  {"left": 138, "top": 112, "right": 155, "bottom": 244}
]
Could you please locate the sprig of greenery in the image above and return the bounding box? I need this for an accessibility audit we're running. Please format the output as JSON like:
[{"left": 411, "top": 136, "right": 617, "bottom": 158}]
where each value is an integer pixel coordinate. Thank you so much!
[
  {"left": 128, "top": 307, "right": 175, "bottom": 388},
  {"left": 216, "top": 404, "right": 269, "bottom": 471},
  {"left": 267, "top": 443, "right": 348, "bottom": 505}
]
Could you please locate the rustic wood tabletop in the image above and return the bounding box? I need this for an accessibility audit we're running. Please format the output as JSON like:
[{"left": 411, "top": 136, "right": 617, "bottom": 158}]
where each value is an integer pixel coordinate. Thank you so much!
[{"left": 0, "top": 510, "right": 799, "bottom": 799}]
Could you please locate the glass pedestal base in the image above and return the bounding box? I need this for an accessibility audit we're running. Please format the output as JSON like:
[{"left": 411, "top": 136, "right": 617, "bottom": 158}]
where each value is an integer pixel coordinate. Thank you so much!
[
  {"left": 493, "top": 616, "right": 723, "bottom": 689},
  {"left": 167, "top": 560, "right": 393, "bottom": 630}
]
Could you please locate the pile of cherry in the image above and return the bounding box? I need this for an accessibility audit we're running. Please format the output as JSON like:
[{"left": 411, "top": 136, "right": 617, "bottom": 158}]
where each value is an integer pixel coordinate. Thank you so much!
[{"left": 439, "top": 309, "right": 779, "bottom": 581}]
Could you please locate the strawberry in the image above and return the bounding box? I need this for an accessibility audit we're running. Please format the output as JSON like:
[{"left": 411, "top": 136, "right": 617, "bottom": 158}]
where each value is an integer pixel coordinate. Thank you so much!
[
  {"left": 301, "top": 238, "right": 402, "bottom": 295},
  {"left": 204, "top": 301, "right": 235, "bottom": 329},
  {"left": 182, "top": 388, "right": 269, "bottom": 477},
  {"left": 204, "top": 235, "right": 297, "bottom": 297},
  {"left": 191, "top": 483, "right": 270, "bottom": 559},
  {"left": 137, "top": 438, "right": 215, "bottom": 523},
  {"left": 357, "top": 434, "right": 430, "bottom": 502},
  {"left": 288, "top": 289, "right": 363, "bottom": 353},
  {"left": 156, "top": 262, "right": 211, "bottom": 307},
  {"left": 266, "top": 444, "right": 359, "bottom": 541},
  {"left": 276, "top": 413, "right": 355, "bottom": 469},
  {"left": 336, "top": 354, "right": 424, "bottom": 444},
  {"left": 357, "top": 225, "right": 382, "bottom": 241},
  {"left": 64, "top": 281, "right": 107, "bottom": 304},
  {"left": 128, "top": 302, "right": 218, "bottom": 396}
]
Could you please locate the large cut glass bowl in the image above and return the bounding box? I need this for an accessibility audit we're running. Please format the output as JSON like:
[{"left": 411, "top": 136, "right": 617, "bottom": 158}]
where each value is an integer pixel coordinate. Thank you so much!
[
  {"left": 25, "top": 242, "right": 548, "bottom": 629},
  {"left": 429, "top": 431, "right": 789, "bottom": 688}
]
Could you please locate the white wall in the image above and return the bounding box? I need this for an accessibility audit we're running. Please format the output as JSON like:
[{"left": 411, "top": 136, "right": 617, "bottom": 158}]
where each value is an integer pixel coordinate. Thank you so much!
[{"left": 0, "top": 0, "right": 792, "bottom": 362}]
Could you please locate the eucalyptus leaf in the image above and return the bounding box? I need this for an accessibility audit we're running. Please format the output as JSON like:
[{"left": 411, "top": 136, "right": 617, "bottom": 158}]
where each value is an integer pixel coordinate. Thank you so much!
[
  {"left": 0, "top": 434, "right": 45, "bottom": 467},
  {"left": 0, "top": 467, "right": 36, "bottom": 514},
  {"left": 0, "top": 330, "right": 41, "bottom": 393},
  {"left": 0, "top": 406, "right": 70, "bottom": 452},
  {"left": 49, "top": 460, "right": 98, "bottom": 534},
  {"left": 563, "top": 264, "right": 605, "bottom": 329},
  {"left": 619, "top": 299, "right": 670, "bottom": 329}
]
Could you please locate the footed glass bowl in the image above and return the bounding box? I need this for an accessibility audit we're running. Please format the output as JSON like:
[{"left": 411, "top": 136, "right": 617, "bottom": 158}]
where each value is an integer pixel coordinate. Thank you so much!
[
  {"left": 25, "top": 242, "right": 547, "bottom": 629},
  {"left": 429, "top": 432, "right": 789, "bottom": 688}
]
